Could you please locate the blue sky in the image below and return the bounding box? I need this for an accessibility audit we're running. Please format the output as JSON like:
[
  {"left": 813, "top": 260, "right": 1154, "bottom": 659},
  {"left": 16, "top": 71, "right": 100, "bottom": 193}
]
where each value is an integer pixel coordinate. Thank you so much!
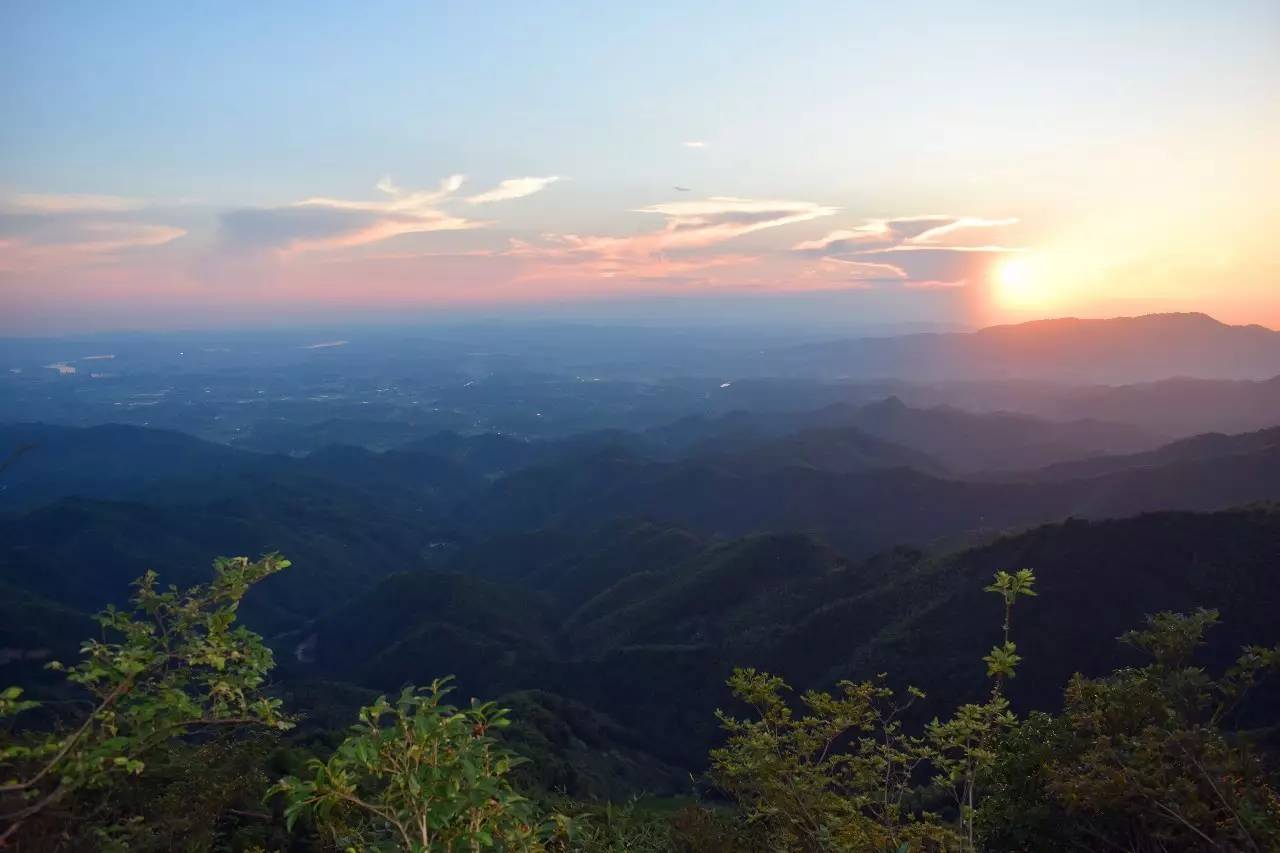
[{"left": 2, "top": 1, "right": 1277, "bottom": 332}]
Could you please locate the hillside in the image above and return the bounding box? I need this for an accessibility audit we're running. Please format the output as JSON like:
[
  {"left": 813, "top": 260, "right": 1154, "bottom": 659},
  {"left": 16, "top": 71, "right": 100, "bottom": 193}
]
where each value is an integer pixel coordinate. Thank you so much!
[
  {"left": 0, "top": 493, "right": 450, "bottom": 635},
  {"left": 464, "top": 428, "right": 1280, "bottom": 555},
  {"left": 1019, "top": 425, "right": 1280, "bottom": 482},
  {"left": 775, "top": 313, "right": 1280, "bottom": 383},
  {"left": 0, "top": 423, "right": 255, "bottom": 512},
  {"left": 267, "top": 506, "right": 1280, "bottom": 769}
]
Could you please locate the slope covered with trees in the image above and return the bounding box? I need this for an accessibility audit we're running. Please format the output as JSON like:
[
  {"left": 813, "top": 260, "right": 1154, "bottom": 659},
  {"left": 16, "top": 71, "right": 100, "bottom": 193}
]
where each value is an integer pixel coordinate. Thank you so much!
[{"left": 3, "top": 553, "right": 1276, "bottom": 851}]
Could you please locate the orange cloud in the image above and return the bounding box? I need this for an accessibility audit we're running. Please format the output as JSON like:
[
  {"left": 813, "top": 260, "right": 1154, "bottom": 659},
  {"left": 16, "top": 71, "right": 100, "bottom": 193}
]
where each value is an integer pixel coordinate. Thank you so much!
[{"left": 794, "top": 214, "right": 1024, "bottom": 288}]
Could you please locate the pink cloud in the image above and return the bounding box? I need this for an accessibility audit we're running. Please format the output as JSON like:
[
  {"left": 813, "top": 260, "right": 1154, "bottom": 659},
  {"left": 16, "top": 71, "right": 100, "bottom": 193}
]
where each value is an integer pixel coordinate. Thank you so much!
[
  {"left": 0, "top": 193, "right": 187, "bottom": 272},
  {"left": 219, "top": 175, "right": 489, "bottom": 255},
  {"left": 507, "top": 195, "right": 837, "bottom": 282}
]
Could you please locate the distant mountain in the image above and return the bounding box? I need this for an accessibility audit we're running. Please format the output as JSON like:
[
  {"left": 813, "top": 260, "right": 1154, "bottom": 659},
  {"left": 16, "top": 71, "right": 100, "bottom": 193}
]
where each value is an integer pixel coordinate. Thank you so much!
[
  {"left": 1020, "top": 426, "right": 1280, "bottom": 482},
  {"left": 644, "top": 397, "right": 1158, "bottom": 474},
  {"left": 831, "top": 397, "right": 1156, "bottom": 473},
  {"left": 0, "top": 423, "right": 252, "bottom": 512},
  {"left": 1036, "top": 374, "right": 1280, "bottom": 437},
  {"left": 0, "top": 493, "right": 450, "bottom": 635},
  {"left": 461, "top": 424, "right": 1280, "bottom": 556},
  {"left": 775, "top": 313, "right": 1280, "bottom": 383},
  {"left": 437, "top": 520, "right": 707, "bottom": 609},
  {"left": 708, "top": 423, "right": 948, "bottom": 476},
  {"left": 0, "top": 423, "right": 528, "bottom": 514},
  {"left": 4, "top": 419, "right": 1278, "bottom": 773},
  {"left": 7, "top": 417, "right": 1278, "bottom": 582}
]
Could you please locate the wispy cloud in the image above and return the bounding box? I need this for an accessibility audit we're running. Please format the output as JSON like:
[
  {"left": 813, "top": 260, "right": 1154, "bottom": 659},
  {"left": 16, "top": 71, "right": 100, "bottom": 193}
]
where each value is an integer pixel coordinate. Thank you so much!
[
  {"left": 507, "top": 195, "right": 837, "bottom": 281},
  {"left": 466, "top": 176, "right": 560, "bottom": 204},
  {"left": 794, "top": 214, "right": 1022, "bottom": 287},
  {"left": 818, "top": 255, "right": 909, "bottom": 280},
  {"left": 682, "top": 140, "right": 708, "bottom": 149},
  {"left": 0, "top": 194, "right": 186, "bottom": 271},
  {"left": 2, "top": 193, "right": 148, "bottom": 214},
  {"left": 218, "top": 175, "right": 487, "bottom": 254},
  {"left": 795, "top": 215, "right": 1017, "bottom": 253}
]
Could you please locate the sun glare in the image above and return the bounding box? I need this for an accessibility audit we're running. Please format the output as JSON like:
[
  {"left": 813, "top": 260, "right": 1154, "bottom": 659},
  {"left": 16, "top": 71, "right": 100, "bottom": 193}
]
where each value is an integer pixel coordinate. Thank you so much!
[{"left": 994, "top": 258, "right": 1041, "bottom": 308}]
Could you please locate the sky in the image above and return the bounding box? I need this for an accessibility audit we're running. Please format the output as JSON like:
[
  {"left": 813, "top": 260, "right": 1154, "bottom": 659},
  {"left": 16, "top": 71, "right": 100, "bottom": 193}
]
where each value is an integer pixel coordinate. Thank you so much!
[{"left": 1, "top": 0, "right": 1278, "bottom": 335}]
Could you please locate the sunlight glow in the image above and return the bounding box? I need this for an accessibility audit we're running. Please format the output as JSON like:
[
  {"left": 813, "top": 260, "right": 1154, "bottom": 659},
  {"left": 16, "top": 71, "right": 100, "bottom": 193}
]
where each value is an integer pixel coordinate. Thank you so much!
[{"left": 993, "top": 257, "right": 1043, "bottom": 308}]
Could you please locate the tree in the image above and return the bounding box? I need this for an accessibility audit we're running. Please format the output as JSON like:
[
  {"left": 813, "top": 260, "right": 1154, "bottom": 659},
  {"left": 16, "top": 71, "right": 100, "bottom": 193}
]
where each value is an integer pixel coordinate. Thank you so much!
[
  {"left": 925, "top": 568, "right": 1035, "bottom": 850},
  {"left": 0, "top": 554, "right": 293, "bottom": 846},
  {"left": 709, "top": 569, "right": 1037, "bottom": 852},
  {"left": 271, "top": 677, "right": 552, "bottom": 852},
  {"left": 980, "top": 609, "right": 1280, "bottom": 851},
  {"left": 710, "top": 669, "right": 953, "bottom": 851}
]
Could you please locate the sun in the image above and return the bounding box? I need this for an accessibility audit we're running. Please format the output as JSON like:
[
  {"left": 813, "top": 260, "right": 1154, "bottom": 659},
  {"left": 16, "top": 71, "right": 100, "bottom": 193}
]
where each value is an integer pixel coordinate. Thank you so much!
[{"left": 993, "top": 257, "right": 1041, "bottom": 307}]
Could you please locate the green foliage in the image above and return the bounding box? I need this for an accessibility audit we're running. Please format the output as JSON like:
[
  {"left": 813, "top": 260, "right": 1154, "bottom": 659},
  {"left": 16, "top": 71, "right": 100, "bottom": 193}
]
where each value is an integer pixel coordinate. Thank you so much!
[
  {"left": 709, "top": 570, "right": 1038, "bottom": 852},
  {"left": 710, "top": 668, "right": 956, "bottom": 851},
  {"left": 0, "top": 554, "right": 293, "bottom": 846},
  {"left": 270, "top": 677, "right": 551, "bottom": 851},
  {"left": 545, "top": 798, "right": 682, "bottom": 852},
  {"left": 80, "top": 731, "right": 291, "bottom": 852},
  {"left": 925, "top": 569, "right": 1036, "bottom": 849},
  {"left": 982, "top": 609, "right": 1280, "bottom": 851}
]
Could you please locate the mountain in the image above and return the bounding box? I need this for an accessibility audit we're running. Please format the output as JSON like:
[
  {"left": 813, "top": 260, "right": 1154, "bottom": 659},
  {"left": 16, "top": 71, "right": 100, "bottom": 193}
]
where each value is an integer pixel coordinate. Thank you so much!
[
  {"left": 0, "top": 423, "right": 253, "bottom": 512},
  {"left": 1035, "top": 374, "right": 1280, "bottom": 437},
  {"left": 437, "top": 520, "right": 707, "bottom": 610},
  {"left": 281, "top": 506, "right": 1280, "bottom": 768},
  {"left": 4, "top": 415, "right": 1278, "bottom": 773},
  {"left": 775, "top": 313, "right": 1280, "bottom": 383},
  {"left": 644, "top": 397, "right": 1158, "bottom": 474},
  {"left": 1020, "top": 425, "right": 1280, "bottom": 482},
  {"left": 832, "top": 396, "right": 1156, "bottom": 473},
  {"left": 300, "top": 569, "right": 562, "bottom": 694},
  {"left": 708, "top": 424, "right": 948, "bottom": 476},
  {"left": 0, "top": 423, "right": 539, "bottom": 516},
  {"left": 832, "top": 507, "right": 1280, "bottom": 719},
  {"left": 462, "top": 425, "right": 1280, "bottom": 556},
  {"left": 0, "top": 493, "right": 450, "bottom": 635},
  {"left": 8, "top": 417, "right": 1279, "bottom": 620}
]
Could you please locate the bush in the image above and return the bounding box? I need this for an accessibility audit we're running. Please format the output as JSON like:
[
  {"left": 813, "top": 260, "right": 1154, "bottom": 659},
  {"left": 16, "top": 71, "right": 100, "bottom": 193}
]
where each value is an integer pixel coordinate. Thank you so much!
[
  {"left": 0, "top": 555, "right": 293, "bottom": 847},
  {"left": 271, "top": 677, "right": 552, "bottom": 851}
]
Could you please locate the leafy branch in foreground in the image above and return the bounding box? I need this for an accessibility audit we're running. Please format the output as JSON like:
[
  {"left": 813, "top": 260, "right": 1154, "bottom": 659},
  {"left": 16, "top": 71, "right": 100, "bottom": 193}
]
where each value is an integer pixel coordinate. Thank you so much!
[
  {"left": 983, "top": 609, "right": 1280, "bottom": 852},
  {"left": 0, "top": 554, "right": 293, "bottom": 845},
  {"left": 925, "top": 568, "right": 1037, "bottom": 850},
  {"left": 710, "top": 569, "right": 1037, "bottom": 852},
  {"left": 711, "top": 669, "right": 949, "bottom": 851},
  {"left": 270, "top": 677, "right": 554, "bottom": 852}
]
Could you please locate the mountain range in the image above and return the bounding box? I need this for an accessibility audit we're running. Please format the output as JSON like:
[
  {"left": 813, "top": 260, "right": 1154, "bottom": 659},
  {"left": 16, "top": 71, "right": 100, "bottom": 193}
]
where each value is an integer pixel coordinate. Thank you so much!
[
  {"left": 4, "top": 313, "right": 1280, "bottom": 787},
  {"left": 774, "top": 312, "right": 1280, "bottom": 382}
]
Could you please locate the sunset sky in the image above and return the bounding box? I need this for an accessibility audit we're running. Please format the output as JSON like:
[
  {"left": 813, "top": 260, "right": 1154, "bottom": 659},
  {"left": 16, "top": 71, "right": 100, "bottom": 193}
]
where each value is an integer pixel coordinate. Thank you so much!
[{"left": 2, "top": 1, "right": 1277, "bottom": 334}]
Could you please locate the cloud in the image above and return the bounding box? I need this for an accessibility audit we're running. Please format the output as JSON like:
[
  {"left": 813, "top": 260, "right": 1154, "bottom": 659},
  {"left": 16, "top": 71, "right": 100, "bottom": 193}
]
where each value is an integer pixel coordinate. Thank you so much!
[
  {"left": 0, "top": 194, "right": 186, "bottom": 271},
  {"left": 218, "top": 175, "right": 488, "bottom": 254},
  {"left": 1, "top": 193, "right": 147, "bottom": 214},
  {"left": 909, "top": 216, "right": 1019, "bottom": 245},
  {"left": 632, "top": 197, "right": 839, "bottom": 249},
  {"left": 853, "top": 246, "right": 1025, "bottom": 288},
  {"left": 794, "top": 214, "right": 1022, "bottom": 287},
  {"left": 506, "top": 195, "right": 837, "bottom": 282},
  {"left": 795, "top": 215, "right": 1017, "bottom": 253},
  {"left": 682, "top": 141, "right": 708, "bottom": 148},
  {"left": 466, "top": 176, "right": 560, "bottom": 204},
  {"left": 819, "top": 255, "right": 909, "bottom": 280}
]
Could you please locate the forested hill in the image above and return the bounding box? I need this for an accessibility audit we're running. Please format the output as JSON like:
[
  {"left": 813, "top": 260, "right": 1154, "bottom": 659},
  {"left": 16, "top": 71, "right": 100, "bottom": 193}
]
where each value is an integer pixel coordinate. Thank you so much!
[
  {"left": 4, "top": 499, "right": 1278, "bottom": 773},
  {"left": 3, "top": 409, "right": 1280, "bottom": 787}
]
